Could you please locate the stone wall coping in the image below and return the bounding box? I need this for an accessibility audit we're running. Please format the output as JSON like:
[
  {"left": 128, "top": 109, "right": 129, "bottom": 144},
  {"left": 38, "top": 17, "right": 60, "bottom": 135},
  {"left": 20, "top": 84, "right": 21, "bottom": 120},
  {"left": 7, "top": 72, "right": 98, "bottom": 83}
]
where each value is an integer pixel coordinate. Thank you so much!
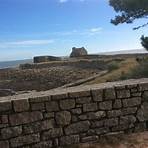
[{"left": 0, "top": 78, "right": 148, "bottom": 102}]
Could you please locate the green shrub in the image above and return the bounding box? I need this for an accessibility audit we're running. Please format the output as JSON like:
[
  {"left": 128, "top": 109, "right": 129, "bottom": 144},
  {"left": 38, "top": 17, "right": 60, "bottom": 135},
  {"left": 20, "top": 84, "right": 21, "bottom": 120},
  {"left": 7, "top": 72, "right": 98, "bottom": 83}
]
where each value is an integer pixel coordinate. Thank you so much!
[{"left": 108, "top": 61, "right": 119, "bottom": 72}]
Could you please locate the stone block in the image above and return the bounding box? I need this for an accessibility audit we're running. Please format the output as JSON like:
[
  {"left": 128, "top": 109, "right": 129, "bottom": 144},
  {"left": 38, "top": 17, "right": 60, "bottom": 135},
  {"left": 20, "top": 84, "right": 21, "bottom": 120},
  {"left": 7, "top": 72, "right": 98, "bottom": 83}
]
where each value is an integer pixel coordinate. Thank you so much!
[
  {"left": 9, "top": 111, "right": 43, "bottom": 126},
  {"left": 32, "top": 141, "right": 52, "bottom": 148},
  {"left": 91, "top": 89, "right": 103, "bottom": 102},
  {"left": 113, "top": 99, "right": 122, "bottom": 109},
  {"left": 81, "top": 136, "right": 99, "bottom": 143},
  {"left": 95, "top": 127, "right": 110, "bottom": 135},
  {"left": 91, "top": 120, "right": 104, "bottom": 128},
  {"left": 45, "top": 101, "right": 59, "bottom": 112},
  {"left": 104, "top": 88, "right": 116, "bottom": 100},
  {"left": 76, "top": 97, "right": 91, "bottom": 104},
  {"left": 120, "top": 115, "right": 136, "bottom": 125},
  {"left": 60, "top": 135, "right": 80, "bottom": 146},
  {"left": 44, "top": 112, "right": 54, "bottom": 119},
  {"left": 29, "top": 96, "right": 50, "bottom": 103},
  {"left": 104, "top": 118, "right": 118, "bottom": 127},
  {"left": 99, "top": 101, "right": 112, "bottom": 110},
  {"left": 13, "top": 99, "right": 29, "bottom": 112},
  {"left": 10, "top": 133, "right": 40, "bottom": 147},
  {"left": 122, "top": 107, "right": 137, "bottom": 115},
  {"left": 23, "top": 119, "right": 54, "bottom": 134},
  {"left": 83, "top": 103, "right": 98, "bottom": 112},
  {"left": 1, "top": 126, "right": 22, "bottom": 139},
  {"left": 0, "top": 141, "right": 9, "bottom": 148},
  {"left": 42, "top": 128, "right": 63, "bottom": 140},
  {"left": 60, "top": 99, "right": 75, "bottom": 110},
  {"left": 31, "top": 102, "right": 45, "bottom": 111},
  {"left": 55, "top": 111, "right": 71, "bottom": 126},
  {"left": 69, "top": 90, "right": 90, "bottom": 98},
  {"left": 65, "top": 121, "right": 90, "bottom": 135},
  {"left": 116, "top": 89, "right": 130, "bottom": 99},
  {"left": 87, "top": 111, "right": 106, "bottom": 120},
  {"left": 137, "top": 102, "right": 148, "bottom": 122},
  {"left": 0, "top": 101, "right": 12, "bottom": 112},
  {"left": 71, "top": 108, "right": 82, "bottom": 114},
  {"left": 122, "top": 97, "right": 141, "bottom": 107},
  {"left": 107, "top": 110, "right": 122, "bottom": 117}
]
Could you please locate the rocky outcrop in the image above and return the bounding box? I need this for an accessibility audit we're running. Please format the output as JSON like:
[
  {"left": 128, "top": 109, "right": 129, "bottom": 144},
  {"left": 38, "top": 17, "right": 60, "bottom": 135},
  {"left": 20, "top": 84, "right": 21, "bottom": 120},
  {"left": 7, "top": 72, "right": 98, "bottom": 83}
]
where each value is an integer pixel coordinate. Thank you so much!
[
  {"left": 70, "top": 47, "right": 88, "bottom": 57},
  {"left": 34, "top": 56, "right": 61, "bottom": 63}
]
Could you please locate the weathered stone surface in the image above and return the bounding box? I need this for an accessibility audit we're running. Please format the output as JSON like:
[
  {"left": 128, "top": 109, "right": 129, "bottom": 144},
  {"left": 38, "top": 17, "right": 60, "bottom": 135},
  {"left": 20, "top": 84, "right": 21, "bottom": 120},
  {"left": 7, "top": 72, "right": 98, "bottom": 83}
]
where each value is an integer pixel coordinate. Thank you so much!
[
  {"left": 79, "top": 114, "right": 87, "bottom": 120},
  {"left": 99, "top": 101, "right": 112, "bottom": 110},
  {"left": 122, "top": 107, "right": 137, "bottom": 115},
  {"left": 137, "top": 102, "right": 148, "bottom": 122},
  {"left": 31, "top": 102, "right": 45, "bottom": 111},
  {"left": 76, "top": 97, "right": 91, "bottom": 104},
  {"left": 65, "top": 121, "right": 90, "bottom": 135},
  {"left": 13, "top": 99, "right": 29, "bottom": 112},
  {"left": 134, "top": 122, "right": 147, "bottom": 132},
  {"left": 32, "top": 141, "right": 52, "bottom": 148},
  {"left": 112, "top": 124, "right": 134, "bottom": 131},
  {"left": 23, "top": 120, "right": 54, "bottom": 134},
  {"left": 104, "top": 118, "right": 118, "bottom": 127},
  {"left": 139, "top": 83, "right": 148, "bottom": 91},
  {"left": 120, "top": 115, "right": 136, "bottom": 125},
  {"left": 0, "top": 101, "right": 12, "bottom": 112},
  {"left": 1, "top": 115, "right": 8, "bottom": 124},
  {"left": 44, "top": 112, "right": 54, "bottom": 119},
  {"left": 55, "top": 111, "right": 71, "bottom": 126},
  {"left": 91, "top": 120, "right": 104, "bottom": 128},
  {"left": 95, "top": 127, "right": 110, "bottom": 135},
  {"left": 42, "top": 128, "right": 63, "bottom": 140},
  {"left": 9, "top": 111, "right": 43, "bottom": 126},
  {"left": 46, "top": 101, "right": 59, "bottom": 112},
  {"left": 113, "top": 99, "right": 122, "bottom": 109},
  {"left": 60, "top": 99, "right": 75, "bottom": 110},
  {"left": 29, "top": 96, "right": 50, "bottom": 103},
  {"left": 91, "top": 89, "right": 103, "bottom": 102},
  {"left": 131, "top": 92, "right": 142, "bottom": 97},
  {"left": 104, "top": 88, "right": 116, "bottom": 100},
  {"left": 70, "top": 47, "right": 88, "bottom": 57},
  {"left": 71, "top": 108, "right": 82, "bottom": 114},
  {"left": 87, "top": 111, "right": 106, "bottom": 120},
  {"left": 1, "top": 126, "right": 22, "bottom": 139},
  {"left": 60, "top": 135, "right": 79, "bottom": 146},
  {"left": 72, "top": 115, "right": 78, "bottom": 122},
  {"left": 0, "top": 141, "right": 9, "bottom": 148},
  {"left": 10, "top": 133, "right": 40, "bottom": 147},
  {"left": 69, "top": 90, "right": 90, "bottom": 98},
  {"left": 122, "top": 97, "right": 141, "bottom": 107},
  {"left": 107, "top": 110, "right": 122, "bottom": 117},
  {"left": 83, "top": 103, "right": 98, "bottom": 112},
  {"left": 116, "top": 89, "right": 130, "bottom": 99},
  {"left": 81, "top": 136, "right": 99, "bottom": 143},
  {"left": 143, "top": 91, "right": 148, "bottom": 101}
]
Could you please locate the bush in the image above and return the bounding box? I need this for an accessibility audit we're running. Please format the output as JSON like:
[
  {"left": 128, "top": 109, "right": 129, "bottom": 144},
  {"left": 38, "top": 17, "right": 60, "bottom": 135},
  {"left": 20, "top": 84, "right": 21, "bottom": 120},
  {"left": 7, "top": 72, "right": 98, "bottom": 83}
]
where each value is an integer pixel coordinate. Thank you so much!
[{"left": 108, "top": 61, "right": 119, "bottom": 72}]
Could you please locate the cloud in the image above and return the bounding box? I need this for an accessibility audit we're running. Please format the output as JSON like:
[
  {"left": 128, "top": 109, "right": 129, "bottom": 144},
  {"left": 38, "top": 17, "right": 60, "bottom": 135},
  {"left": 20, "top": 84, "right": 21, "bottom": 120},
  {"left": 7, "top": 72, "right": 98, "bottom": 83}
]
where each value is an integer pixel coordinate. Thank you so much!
[
  {"left": 0, "top": 39, "right": 54, "bottom": 48},
  {"left": 53, "top": 27, "right": 102, "bottom": 36}
]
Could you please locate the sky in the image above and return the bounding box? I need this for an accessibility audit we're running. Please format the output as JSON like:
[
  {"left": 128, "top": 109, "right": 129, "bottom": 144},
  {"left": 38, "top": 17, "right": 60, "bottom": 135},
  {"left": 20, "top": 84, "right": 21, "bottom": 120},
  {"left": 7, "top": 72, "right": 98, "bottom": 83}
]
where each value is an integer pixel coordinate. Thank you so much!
[{"left": 0, "top": 0, "right": 148, "bottom": 61}]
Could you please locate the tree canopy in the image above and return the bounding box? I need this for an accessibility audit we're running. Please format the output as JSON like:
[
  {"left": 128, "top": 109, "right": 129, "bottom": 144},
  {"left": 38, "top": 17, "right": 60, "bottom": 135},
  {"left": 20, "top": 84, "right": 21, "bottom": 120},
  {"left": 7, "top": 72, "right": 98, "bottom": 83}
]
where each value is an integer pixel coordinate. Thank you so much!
[
  {"left": 141, "top": 35, "right": 148, "bottom": 50},
  {"left": 109, "top": 0, "right": 148, "bottom": 29}
]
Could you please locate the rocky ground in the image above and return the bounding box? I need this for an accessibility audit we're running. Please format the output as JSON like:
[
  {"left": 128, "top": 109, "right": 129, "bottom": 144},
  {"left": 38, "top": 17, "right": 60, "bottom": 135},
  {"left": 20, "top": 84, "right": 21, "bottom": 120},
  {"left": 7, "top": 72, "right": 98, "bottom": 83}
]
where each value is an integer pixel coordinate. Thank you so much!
[
  {"left": 0, "top": 66, "right": 100, "bottom": 92},
  {"left": 75, "top": 132, "right": 148, "bottom": 148}
]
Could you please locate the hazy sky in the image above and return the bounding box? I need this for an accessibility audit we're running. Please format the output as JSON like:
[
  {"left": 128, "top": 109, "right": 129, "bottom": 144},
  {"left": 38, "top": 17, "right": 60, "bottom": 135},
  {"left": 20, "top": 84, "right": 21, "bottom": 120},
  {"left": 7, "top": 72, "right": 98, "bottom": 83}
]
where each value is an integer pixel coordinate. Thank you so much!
[{"left": 0, "top": 0, "right": 148, "bottom": 61}]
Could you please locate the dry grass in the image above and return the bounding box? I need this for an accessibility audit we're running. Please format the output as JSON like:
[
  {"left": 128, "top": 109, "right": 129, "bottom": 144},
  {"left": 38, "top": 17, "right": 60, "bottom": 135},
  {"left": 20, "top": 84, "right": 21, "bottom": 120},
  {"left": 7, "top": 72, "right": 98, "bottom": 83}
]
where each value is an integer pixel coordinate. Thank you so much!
[{"left": 85, "top": 58, "right": 139, "bottom": 85}]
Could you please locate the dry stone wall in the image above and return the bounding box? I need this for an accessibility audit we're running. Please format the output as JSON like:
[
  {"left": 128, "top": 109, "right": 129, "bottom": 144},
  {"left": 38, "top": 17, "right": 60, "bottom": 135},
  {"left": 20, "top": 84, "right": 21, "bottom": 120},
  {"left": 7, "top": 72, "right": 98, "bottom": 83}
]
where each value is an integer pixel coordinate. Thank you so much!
[{"left": 0, "top": 79, "right": 148, "bottom": 148}]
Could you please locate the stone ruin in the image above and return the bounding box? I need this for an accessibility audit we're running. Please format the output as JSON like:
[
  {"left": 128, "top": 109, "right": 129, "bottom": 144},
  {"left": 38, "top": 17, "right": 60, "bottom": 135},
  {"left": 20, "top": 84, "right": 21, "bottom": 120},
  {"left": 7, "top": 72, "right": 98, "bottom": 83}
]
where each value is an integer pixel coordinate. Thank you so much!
[
  {"left": 34, "top": 56, "right": 61, "bottom": 63},
  {"left": 70, "top": 47, "right": 88, "bottom": 57}
]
